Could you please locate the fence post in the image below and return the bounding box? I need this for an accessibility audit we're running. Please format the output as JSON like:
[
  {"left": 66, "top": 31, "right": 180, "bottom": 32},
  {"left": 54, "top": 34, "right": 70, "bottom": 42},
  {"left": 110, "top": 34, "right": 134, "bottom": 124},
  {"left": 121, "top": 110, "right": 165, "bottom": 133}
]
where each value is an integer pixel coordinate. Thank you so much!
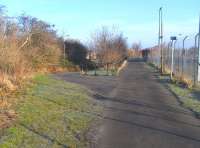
[
  {"left": 182, "top": 36, "right": 189, "bottom": 78},
  {"left": 167, "top": 42, "right": 171, "bottom": 69},
  {"left": 171, "top": 40, "right": 175, "bottom": 80},
  {"left": 170, "top": 36, "right": 177, "bottom": 80}
]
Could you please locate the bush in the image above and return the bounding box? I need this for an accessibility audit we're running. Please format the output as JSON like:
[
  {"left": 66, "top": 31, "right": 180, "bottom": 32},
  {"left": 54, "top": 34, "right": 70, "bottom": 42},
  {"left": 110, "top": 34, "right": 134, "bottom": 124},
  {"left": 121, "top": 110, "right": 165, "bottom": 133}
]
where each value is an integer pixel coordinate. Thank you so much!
[
  {"left": 0, "top": 10, "right": 62, "bottom": 90},
  {"left": 90, "top": 27, "right": 128, "bottom": 64},
  {"left": 64, "top": 40, "right": 88, "bottom": 66}
]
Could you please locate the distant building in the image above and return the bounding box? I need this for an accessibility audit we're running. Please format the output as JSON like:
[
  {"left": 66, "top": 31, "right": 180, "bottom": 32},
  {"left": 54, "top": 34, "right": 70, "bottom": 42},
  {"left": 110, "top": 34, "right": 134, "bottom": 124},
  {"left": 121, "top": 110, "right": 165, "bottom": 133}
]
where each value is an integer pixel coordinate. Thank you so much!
[
  {"left": 128, "top": 49, "right": 141, "bottom": 57},
  {"left": 141, "top": 48, "right": 150, "bottom": 61},
  {"left": 86, "top": 50, "right": 97, "bottom": 61}
]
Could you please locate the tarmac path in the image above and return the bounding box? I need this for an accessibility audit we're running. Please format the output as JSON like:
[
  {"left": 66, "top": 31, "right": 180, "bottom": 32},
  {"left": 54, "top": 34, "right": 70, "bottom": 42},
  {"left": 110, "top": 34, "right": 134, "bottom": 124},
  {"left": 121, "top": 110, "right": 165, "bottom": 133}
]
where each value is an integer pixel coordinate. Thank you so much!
[{"left": 55, "top": 59, "right": 200, "bottom": 148}]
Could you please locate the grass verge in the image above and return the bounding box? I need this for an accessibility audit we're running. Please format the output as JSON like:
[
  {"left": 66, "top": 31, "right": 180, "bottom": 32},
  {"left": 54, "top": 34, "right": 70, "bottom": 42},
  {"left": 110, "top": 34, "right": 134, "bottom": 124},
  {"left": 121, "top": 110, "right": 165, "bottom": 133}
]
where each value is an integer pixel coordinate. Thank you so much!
[
  {"left": 146, "top": 63, "right": 200, "bottom": 117},
  {"left": 86, "top": 69, "right": 117, "bottom": 76},
  {"left": 168, "top": 83, "right": 200, "bottom": 116},
  {"left": 0, "top": 75, "right": 99, "bottom": 148}
]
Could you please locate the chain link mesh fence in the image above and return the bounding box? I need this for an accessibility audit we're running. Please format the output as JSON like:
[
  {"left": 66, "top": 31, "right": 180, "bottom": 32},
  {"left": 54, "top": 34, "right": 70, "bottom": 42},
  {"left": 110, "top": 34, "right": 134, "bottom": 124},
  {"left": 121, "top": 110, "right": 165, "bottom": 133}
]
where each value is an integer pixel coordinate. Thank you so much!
[{"left": 148, "top": 34, "right": 199, "bottom": 86}]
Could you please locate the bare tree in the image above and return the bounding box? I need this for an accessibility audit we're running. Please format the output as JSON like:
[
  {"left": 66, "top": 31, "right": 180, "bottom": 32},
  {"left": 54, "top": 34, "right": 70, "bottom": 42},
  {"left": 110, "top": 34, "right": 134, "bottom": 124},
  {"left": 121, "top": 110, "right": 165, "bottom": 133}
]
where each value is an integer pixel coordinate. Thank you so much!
[
  {"left": 91, "top": 27, "right": 127, "bottom": 65},
  {"left": 0, "top": 12, "right": 62, "bottom": 90},
  {"left": 132, "top": 42, "right": 141, "bottom": 50},
  {"left": 131, "top": 42, "right": 142, "bottom": 57},
  {"left": 17, "top": 15, "right": 61, "bottom": 67}
]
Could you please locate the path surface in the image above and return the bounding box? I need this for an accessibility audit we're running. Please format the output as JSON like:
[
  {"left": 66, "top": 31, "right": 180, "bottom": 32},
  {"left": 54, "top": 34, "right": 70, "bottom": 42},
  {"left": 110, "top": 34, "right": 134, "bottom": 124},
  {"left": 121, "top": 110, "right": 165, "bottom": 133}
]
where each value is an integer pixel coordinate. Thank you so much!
[{"left": 55, "top": 59, "right": 200, "bottom": 148}]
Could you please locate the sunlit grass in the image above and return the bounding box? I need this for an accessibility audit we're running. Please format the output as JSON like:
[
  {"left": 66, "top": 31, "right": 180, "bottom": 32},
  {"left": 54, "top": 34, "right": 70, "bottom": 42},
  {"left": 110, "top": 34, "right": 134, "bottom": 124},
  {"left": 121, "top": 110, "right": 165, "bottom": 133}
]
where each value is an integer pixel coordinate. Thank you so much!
[
  {"left": 147, "top": 63, "right": 200, "bottom": 116},
  {"left": 86, "top": 69, "right": 117, "bottom": 76},
  {"left": 0, "top": 75, "right": 99, "bottom": 148},
  {"left": 168, "top": 84, "right": 200, "bottom": 114}
]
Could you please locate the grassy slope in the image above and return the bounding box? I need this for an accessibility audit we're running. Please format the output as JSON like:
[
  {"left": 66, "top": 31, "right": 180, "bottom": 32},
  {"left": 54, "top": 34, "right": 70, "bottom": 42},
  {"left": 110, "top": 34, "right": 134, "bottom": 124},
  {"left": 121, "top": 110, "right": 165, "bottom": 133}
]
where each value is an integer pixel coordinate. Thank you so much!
[{"left": 0, "top": 75, "right": 99, "bottom": 148}]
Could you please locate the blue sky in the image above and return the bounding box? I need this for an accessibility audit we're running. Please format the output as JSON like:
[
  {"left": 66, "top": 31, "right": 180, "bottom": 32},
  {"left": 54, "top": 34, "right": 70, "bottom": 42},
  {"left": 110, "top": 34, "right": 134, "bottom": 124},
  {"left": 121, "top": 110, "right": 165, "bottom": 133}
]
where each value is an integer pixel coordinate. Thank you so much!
[{"left": 1, "top": 0, "right": 199, "bottom": 47}]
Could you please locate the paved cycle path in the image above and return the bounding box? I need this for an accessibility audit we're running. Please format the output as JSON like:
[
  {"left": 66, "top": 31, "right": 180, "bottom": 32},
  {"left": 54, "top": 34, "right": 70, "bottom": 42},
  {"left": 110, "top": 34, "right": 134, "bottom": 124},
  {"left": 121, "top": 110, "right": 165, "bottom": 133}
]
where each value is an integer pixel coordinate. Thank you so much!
[{"left": 55, "top": 59, "right": 200, "bottom": 148}]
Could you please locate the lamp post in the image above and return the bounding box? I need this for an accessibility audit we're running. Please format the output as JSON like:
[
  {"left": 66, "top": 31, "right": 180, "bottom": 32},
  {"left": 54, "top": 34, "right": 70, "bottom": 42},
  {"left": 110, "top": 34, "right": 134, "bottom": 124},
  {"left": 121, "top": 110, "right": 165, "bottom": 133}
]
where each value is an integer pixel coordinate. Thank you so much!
[
  {"left": 167, "top": 41, "right": 172, "bottom": 67},
  {"left": 194, "top": 33, "right": 199, "bottom": 85},
  {"left": 195, "top": 33, "right": 199, "bottom": 49},
  {"left": 198, "top": 15, "right": 200, "bottom": 82},
  {"left": 159, "top": 7, "right": 164, "bottom": 73},
  {"left": 170, "top": 36, "right": 177, "bottom": 80},
  {"left": 182, "top": 36, "right": 189, "bottom": 78},
  {"left": 174, "top": 39, "right": 178, "bottom": 74},
  {"left": 177, "top": 34, "right": 182, "bottom": 73}
]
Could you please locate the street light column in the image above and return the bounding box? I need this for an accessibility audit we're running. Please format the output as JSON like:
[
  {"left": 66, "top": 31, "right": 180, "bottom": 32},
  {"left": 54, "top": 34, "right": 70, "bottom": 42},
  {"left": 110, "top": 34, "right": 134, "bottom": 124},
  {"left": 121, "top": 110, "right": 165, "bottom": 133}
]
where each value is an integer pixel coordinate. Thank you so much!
[
  {"left": 171, "top": 40, "right": 174, "bottom": 80},
  {"left": 159, "top": 7, "right": 164, "bottom": 73},
  {"left": 170, "top": 36, "right": 177, "bottom": 80},
  {"left": 182, "top": 36, "right": 189, "bottom": 78},
  {"left": 197, "top": 15, "right": 200, "bottom": 82},
  {"left": 167, "top": 41, "right": 172, "bottom": 68},
  {"left": 194, "top": 33, "right": 199, "bottom": 85}
]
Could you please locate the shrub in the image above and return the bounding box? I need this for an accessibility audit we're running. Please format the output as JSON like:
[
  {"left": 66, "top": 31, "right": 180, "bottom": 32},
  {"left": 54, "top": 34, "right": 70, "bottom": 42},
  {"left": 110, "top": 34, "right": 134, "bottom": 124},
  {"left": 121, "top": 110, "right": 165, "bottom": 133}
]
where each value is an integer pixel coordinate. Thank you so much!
[{"left": 0, "top": 10, "right": 62, "bottom": 90}]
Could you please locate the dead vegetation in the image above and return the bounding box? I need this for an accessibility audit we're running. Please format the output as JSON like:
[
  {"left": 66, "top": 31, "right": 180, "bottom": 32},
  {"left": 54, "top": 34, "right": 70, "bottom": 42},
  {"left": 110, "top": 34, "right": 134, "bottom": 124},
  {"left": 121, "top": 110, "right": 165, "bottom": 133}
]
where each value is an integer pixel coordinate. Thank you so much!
[
  {"left": 0, "top": 5, "right": 66, "bottom": 128},
  {"left": 89, "top": 27, "right": 128, "bottom": 73},
  {"left": 0, "top": 7, "right": 62, "bottom": 92}
]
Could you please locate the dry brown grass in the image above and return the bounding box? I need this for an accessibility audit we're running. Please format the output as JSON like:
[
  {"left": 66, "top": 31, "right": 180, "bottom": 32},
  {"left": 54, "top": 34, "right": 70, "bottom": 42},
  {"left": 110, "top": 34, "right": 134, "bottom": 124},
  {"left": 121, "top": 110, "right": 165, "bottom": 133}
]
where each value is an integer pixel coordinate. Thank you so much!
[
  {"left": 0, "top": 14, "right": 64, "bottom": 127},
  {"left": 91, "top": 27, "right": 127, "bottom": 65},
  {"left": 0, "top": 15, "right": 62, "bottom": 91}
]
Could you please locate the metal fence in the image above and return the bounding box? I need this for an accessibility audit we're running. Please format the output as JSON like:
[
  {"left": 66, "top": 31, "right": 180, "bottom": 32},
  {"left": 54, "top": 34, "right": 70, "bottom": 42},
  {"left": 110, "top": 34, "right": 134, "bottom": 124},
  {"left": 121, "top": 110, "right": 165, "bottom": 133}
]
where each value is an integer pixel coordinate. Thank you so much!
[{"left": 148, "top": 33, "right": 200, "bottom": 86}]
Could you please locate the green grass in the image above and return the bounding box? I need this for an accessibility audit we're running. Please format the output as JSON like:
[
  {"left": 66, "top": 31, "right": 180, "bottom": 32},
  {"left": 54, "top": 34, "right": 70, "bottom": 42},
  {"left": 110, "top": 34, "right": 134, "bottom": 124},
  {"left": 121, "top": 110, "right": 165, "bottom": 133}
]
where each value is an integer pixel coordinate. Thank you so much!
[
  {"left": 147, "top": 63, "right": 200, "bottom": 116},
  {"left": 0, "top": 75, "right": 99, "bottom": 148},
  {"left": 86, "top": 69, "right": 117, "bottom": 76},
  {"left": 168, "top": 84, "right": 200, "bottom": 114}
]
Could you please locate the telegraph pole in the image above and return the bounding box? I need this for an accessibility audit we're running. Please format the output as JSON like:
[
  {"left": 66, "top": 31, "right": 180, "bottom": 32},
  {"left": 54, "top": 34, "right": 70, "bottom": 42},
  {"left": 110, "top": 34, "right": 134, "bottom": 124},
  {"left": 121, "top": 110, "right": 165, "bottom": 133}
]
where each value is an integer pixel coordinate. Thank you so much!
[
  {"left": 159, "top": 7, "right": 164, "bottom": 74},
  {"left": 158, "top": 8, "right": 161, "bottom": 47},
  {"left": 182, "top": 36, "right": 189, "bottom": 78},
  {"left": 197, "top": 15, "right": 200, "bottom": 82},
  {"left": 170, "top": 36, "right": 177, "bottom": 80},
  {"left": 194, "top": 33, "right": 199, "bottom": 85}
]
